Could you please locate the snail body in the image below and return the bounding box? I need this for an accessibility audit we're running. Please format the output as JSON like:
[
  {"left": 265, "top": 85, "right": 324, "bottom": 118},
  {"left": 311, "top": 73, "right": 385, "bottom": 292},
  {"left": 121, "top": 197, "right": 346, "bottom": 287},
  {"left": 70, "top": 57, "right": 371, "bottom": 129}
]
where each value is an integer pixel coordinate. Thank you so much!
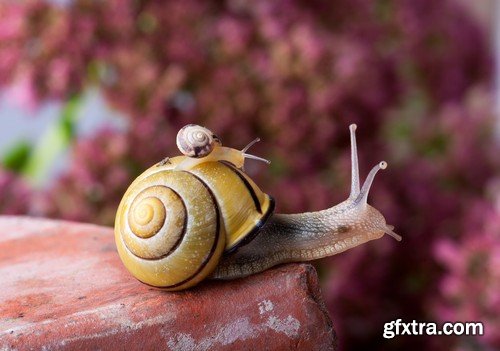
[{"left": 114, "top": 124, "right": 401, "bottom": 291}]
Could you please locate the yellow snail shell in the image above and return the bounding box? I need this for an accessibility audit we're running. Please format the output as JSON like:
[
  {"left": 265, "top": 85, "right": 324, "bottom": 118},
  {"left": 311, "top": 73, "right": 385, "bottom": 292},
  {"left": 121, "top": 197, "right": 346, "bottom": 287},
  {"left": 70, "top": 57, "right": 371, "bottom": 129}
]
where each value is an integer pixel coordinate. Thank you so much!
[{"left": 114, "top": 156, "right": 274, "bottom": 290}]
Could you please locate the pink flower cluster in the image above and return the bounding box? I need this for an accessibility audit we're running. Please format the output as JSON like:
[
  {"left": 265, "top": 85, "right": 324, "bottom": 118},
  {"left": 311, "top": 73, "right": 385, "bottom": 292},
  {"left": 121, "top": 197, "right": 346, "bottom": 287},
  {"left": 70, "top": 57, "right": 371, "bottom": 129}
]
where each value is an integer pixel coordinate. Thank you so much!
[
  {"left": 434, "top": 201, "right": 500, "bottom": 349},
  {"left": 0, "top": 169, "right": 31, "bottom": 215},
  {"left": 0, "top": 2, "right": 88, "bottom": 105}
]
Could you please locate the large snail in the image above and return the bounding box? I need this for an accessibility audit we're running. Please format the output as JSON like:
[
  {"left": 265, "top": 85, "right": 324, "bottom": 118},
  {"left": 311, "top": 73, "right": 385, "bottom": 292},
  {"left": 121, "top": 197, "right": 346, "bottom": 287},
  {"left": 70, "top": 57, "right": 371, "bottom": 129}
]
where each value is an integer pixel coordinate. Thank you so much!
[{"left": 114, "top": 124, "right": 401, "bottom": 291}]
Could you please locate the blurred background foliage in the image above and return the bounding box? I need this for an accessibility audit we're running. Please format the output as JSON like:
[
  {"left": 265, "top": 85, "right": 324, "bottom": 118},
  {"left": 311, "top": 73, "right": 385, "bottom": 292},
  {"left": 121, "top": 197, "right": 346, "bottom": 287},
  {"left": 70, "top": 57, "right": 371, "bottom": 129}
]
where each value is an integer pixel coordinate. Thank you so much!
[{"left": 0, "top": 0, "right": 499, "bottom": 350}]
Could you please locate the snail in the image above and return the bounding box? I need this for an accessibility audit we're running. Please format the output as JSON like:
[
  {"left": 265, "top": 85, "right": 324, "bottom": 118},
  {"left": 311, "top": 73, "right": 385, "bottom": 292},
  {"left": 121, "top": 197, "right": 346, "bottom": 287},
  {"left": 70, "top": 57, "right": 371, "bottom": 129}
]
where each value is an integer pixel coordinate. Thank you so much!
[{"left": 114, "top": 124, "right": 401, "bottom": 291}]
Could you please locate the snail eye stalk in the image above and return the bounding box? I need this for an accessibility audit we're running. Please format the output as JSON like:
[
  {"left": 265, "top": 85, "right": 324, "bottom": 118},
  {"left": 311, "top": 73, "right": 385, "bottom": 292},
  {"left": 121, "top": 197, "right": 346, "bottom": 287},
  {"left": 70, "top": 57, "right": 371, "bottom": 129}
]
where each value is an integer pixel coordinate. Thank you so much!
[
  {"left": 241, "top": 138, "right": 261, "bottom": 153},
  {"left": 241, "top": 138, "right": 271, "bottom": 167}
]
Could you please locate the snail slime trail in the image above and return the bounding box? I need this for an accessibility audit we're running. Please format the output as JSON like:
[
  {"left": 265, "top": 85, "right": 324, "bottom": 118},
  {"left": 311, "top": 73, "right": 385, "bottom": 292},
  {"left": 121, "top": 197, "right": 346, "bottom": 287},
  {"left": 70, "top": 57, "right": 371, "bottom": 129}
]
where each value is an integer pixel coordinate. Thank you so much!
[{"left": 114, "top": 124, "right": 401, "bottom": 290}]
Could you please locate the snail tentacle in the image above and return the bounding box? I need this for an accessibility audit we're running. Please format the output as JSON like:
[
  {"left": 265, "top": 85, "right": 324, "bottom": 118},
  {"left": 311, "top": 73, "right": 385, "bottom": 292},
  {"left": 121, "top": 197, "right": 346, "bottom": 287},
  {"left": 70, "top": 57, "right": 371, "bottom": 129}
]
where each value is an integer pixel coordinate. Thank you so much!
[
  {"left": 354, "top": 161, "right": 387, "bottom": 207},
  {"left": 239, "top": 137, "right": 271, "bottom": 171},
  {"left": 241, "top": 138, "right": 261, "bottom": 153},
  {"left": 349, "top": 124, "right": 360, "bottom": 199}
]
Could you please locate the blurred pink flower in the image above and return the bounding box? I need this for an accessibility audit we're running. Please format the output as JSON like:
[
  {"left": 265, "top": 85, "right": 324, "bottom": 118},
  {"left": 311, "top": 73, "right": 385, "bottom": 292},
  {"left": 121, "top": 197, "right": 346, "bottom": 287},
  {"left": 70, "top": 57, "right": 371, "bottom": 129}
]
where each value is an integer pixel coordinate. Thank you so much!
[
  {"left": 5, "top": 74, "right": 38, "bottom": 111},
  {"left": 0, "top": 4, "right": 24, "bottom": 41},
  {"left": 433, "top": 201, "right": 500, "bottom": 349},
  {"left": 0, "top": 168, "right": 32, "bottom": 215}
]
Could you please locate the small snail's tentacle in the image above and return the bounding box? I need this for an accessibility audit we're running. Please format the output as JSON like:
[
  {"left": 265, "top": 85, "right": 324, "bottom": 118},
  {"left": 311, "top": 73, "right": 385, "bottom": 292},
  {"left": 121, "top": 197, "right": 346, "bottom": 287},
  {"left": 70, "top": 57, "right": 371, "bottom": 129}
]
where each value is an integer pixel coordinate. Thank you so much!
[
  {"left": 242, "top": 153, "right": 271, "bottom": 164},
  {"left": 241, "top": 138, "right": 261, "bottom": 153},
  {"left": 240, "top": 137, "right": 271, "bottom": 170},
  {"left": 349, "top": 124, "right": 360, "bottom": 199}
]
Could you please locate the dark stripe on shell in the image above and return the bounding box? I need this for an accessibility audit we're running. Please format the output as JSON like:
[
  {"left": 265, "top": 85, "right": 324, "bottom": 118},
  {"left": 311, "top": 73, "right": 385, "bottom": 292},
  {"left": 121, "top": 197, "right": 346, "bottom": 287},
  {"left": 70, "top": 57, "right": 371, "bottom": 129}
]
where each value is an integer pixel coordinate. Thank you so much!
[
  {"left": 223, "top": 196, "right": 275, "bottom": 255},
  {"left": 193, "top": 145, "right": 210, "bottom": 158},
  {"left": 218, "top": 161, "right": 262, "bottom": 214}
]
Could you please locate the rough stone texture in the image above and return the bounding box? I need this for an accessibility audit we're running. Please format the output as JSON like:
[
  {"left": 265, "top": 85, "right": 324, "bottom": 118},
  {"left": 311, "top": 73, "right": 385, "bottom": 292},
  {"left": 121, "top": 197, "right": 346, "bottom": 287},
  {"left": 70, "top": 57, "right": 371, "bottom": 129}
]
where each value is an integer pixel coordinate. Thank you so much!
[{"left": 0, "top": 216, "right": 336, "bottom": 351}]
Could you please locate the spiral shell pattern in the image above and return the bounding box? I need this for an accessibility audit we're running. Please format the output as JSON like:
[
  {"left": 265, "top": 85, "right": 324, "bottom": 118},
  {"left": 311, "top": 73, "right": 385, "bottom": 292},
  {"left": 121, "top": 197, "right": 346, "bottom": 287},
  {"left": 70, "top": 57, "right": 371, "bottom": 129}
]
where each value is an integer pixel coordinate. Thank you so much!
[
  {"left": 176, "top": 124, "right": 221, "bottom": 158},
  {"left": 115, "top": 155, "right": 274, "bottom": 290},
  {"left": 115, "top": 168, "right": 225, "bottom": 290}
]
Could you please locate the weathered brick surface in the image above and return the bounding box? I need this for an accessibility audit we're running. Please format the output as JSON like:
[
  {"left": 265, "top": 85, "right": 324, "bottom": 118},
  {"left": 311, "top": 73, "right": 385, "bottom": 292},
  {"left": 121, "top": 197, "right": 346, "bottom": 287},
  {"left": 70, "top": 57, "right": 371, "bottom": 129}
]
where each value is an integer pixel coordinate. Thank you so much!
[{"left": 0, "top": 216, "right": 336, "bottom": 350}]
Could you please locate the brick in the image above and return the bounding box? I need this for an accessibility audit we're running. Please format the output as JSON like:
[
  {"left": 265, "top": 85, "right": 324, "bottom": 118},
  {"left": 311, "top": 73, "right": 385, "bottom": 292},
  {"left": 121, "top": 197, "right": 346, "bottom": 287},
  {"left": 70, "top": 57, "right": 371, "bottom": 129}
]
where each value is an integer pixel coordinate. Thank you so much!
[{"left": 0, "top": 216, "right": 336, "bottom": 350}]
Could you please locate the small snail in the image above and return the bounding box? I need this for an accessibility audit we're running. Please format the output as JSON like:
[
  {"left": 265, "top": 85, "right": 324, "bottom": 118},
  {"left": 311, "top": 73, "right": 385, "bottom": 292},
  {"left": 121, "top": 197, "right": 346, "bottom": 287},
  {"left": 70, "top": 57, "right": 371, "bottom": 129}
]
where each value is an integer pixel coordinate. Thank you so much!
[{"left": 114, "top": 124, "right": 401, "bottom": 291}]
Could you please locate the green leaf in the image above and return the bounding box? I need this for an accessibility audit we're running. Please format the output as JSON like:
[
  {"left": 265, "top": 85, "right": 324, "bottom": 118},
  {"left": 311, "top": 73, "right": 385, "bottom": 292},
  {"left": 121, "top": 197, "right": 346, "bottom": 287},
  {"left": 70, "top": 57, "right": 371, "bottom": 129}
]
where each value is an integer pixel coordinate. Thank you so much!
[
  {"left": 22, "top": 95, "right": 82, "bottom": 186},
  {"left": 1, "top": 141, "right": 33, "bottom": 173}
]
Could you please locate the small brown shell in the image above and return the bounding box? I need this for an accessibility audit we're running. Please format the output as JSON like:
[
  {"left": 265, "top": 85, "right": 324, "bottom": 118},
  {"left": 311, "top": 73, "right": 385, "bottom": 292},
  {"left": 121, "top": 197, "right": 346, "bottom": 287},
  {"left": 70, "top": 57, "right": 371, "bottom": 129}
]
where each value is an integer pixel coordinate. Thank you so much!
[{"left": 176, "top": 124, "right": 221, "bottom": 158}]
